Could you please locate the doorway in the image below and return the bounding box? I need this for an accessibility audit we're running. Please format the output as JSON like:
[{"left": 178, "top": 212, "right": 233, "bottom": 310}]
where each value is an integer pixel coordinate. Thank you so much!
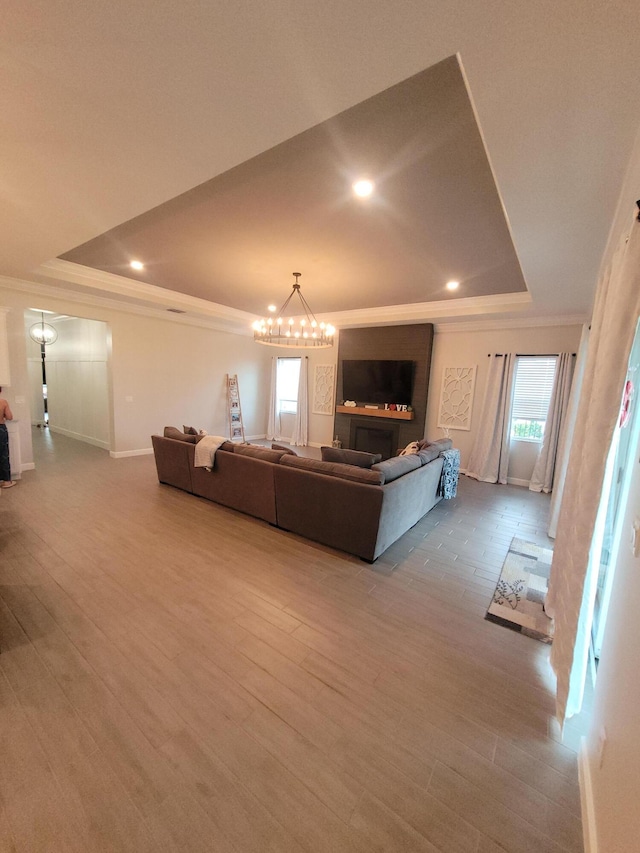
[{"left": 24, "top": 309, "right": 111, "bottom": 449}]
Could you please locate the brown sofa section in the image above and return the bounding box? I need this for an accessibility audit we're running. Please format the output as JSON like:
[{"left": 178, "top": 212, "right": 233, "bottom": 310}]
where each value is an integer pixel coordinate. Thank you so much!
[
  {"left": 152, "top": 434, "right": 195, "bottom": 493},
  {"left": 191, "top": 445, "right": 280, "bottom": 524},
  {"left": 152, "top": 436, "right": 285, "bottom": 524}
]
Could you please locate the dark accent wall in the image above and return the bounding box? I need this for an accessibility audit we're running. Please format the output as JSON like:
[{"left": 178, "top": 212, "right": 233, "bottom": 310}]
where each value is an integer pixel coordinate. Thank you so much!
[{"left": 334, "top": 324, "right": 434, "bottom": 452}]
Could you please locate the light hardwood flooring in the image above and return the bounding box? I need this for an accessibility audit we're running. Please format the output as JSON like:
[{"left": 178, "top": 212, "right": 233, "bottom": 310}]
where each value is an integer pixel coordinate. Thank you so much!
[{"left": 0, "top": 429, "right": 585, "bottom": 852}]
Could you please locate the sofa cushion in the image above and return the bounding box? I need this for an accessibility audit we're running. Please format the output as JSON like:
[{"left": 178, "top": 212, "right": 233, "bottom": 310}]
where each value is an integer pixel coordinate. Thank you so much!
[
  {"left": 219, "top": 441, "right": 236, "bottom": 453},
  {"left": 421, "top": 437, "right": 453, "bottom": 453},
  {"left": 372, "top": 453, "right": 422, "bottom": 483},
  {"left": 233, "top": 444, "right": 287, "bottom": 463},
  {"left": 417, "top": 446, "right": 441, "bottom": 464},
  {"left": 164, "top": 426, "right": 199, "bottom": 443},
  {"left": 272, "top": 443, "right": 298, "bottom": 455},
  {"left": 280, "top": 454, "right": 384, "bottom": 485},
  {"left": 320, "top": 446, "right": 382, "bottom": 468}
]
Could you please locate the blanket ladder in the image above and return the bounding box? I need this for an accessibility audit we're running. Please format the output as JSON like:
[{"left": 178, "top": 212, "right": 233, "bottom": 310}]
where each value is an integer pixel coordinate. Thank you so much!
[{"left": 226, "top": 374, "right": 246, "bottom": 442}]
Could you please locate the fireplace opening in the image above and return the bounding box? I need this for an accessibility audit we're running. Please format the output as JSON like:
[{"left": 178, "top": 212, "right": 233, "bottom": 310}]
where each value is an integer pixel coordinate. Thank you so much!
[{"left": 350, "top": 420, "right": 400, "bottom": 460}]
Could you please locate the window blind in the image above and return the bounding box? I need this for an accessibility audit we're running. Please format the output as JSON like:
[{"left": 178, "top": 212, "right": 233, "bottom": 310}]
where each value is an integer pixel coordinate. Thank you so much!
[{"left": 512, "top": 356, "right": 557, "bottom": 420}]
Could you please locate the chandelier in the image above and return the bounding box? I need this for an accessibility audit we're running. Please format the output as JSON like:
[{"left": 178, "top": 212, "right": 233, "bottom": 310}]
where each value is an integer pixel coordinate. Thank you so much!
[
  {"left": 29, "top": 313, "right": 58, "bottom": 345},
  {"left": 252, "top": 273, "right": 335, "bottom": 348}
]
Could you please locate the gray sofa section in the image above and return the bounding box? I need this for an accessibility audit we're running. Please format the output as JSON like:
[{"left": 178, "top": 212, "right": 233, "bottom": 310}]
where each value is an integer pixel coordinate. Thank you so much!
[
  {"left": 274, "top": 452, "right": 444, "bottom": 561},
  {"left": 151, "top": 432, "right": 452, "bottom": 561}
]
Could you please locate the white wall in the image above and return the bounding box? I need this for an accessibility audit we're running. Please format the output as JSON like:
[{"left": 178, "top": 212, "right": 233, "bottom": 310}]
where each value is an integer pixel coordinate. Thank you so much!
[{"left": 425, "top": 324, "right": 583, "bottom": 480}]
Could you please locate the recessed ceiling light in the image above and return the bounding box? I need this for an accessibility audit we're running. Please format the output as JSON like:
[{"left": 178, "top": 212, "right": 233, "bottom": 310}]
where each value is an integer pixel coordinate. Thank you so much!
[
  {"left": 267, "top": 304, "right": 276, "bottom": 312},
  {"left": 130, "top": 260, "right": 144, "bottom": 271},
  {"left": 446, "top": 280, "right": 460, "bottom": 291},
  {"left": 353, "top": 179, "right": 374, "bottom": 198}
]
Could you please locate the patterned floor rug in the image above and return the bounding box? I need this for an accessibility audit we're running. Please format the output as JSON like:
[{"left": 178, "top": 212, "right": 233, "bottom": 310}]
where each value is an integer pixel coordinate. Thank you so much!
[{"left": 485, "top": 536, "right": 554, "bottom": 643}]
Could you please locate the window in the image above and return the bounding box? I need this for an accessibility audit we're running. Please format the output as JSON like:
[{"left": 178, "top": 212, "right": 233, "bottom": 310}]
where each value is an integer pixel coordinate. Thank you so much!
[
  {"left": 510, "top": 356, "right": 557, "bottom": 441},
  {"left": 277, "top": 357, "right": 301, "bottom": 414}
]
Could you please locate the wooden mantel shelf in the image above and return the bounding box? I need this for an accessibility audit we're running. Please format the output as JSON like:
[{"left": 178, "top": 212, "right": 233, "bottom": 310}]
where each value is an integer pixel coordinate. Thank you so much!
[{"left": 335, "top": 405, "right": 414, "bottom": 421}]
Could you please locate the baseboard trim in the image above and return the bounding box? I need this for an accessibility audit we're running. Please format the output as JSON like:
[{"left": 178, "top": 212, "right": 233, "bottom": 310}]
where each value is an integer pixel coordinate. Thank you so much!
[
  {"left": 48, "top": 425, "right": 109, "bottom": 450},
  {"left": 20, "top": 462, "right": 35, "bottom": 472},
  {"left": 109, "top": 448, "right": 154, "bottom": 459},
  {"left": 506, "top": 477, "right": 530, "bottom": 487},
  {"left": 579, "top": 738, "right": 598, "bottom": 853}
]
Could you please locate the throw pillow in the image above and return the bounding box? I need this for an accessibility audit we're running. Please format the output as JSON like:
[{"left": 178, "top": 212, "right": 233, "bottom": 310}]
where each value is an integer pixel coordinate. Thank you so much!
[
  {"left": 320, "top": 446, "right": 382, "bottom": 468},
  {"left": 183, "top": 425, "right": 198, "bottom": 435},
  {"left": 399, "top": 441, "right": 420, "bottom": 456},
  {"left": 164, "top": 426, "right": 198, "bottom": 443},
  {"left": 272, "top": 443, "right": 297, "bottom": 455}
]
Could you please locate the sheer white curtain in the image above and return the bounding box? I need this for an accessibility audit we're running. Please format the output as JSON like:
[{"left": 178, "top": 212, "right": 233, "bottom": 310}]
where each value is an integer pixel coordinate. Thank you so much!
[
  {"left": 547, "top": 216, "right": 640, "bottom": 723},
  {"left": 529, "top": 353, "right": 575, "bottom": 493},
  {"left": 266, "top": 357, "right": 278, "bottom": 440},
  {"left": 466, "top": 354, "right": 515, "bottom": 484},
  {"left": 548, "top": 327, "right": 590, "bottom": 537},
  {"left": 290, "top": 356, "right": 308, "bottom": 446}
]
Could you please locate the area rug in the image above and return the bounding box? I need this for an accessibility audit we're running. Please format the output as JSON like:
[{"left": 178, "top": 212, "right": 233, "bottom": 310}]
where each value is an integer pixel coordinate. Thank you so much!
[{"left": 485, "top": 537, "right": 554, "bottom": 643}]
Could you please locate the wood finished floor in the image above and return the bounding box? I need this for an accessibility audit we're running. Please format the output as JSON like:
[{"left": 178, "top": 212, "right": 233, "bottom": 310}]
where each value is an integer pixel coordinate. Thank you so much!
[{"left": 0, "top": 430, "right": 585, "bottom": 853}]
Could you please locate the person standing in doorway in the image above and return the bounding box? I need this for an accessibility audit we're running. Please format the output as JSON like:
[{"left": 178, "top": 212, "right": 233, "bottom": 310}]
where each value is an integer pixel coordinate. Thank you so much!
[{"left": 0, "top": 387, "right": 16, "bottom": 488}]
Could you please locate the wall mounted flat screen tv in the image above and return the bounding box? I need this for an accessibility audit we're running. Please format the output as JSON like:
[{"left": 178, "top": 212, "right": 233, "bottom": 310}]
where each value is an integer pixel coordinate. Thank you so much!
[{"left": 342, "top": 360, "right": 415, "bottom": 405}]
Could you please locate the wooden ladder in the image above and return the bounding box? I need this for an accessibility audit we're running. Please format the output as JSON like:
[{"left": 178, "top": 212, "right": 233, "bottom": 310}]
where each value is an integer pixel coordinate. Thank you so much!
[{"left": 226, "top": 374, "right": 246, "bottom": 442}]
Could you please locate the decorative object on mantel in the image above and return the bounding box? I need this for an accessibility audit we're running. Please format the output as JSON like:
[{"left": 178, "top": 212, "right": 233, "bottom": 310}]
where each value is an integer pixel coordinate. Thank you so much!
[
  {"left": 312, "top": 364, "right": 335, "bottom": 415},
  {"left": 252, "top": 272, "right": 335, "bottom": 348},
  {"left": 485, "top": 536, "right": 554, "bottom": 643},
  {"left": 437, "top": 366, "right": 476, "bottom": 431},
  {"left": 343, "top": 400, "right": 357, "bottom": 407},
  {"left": 335, "top": 405, "right": 414, "bottom": 420}
]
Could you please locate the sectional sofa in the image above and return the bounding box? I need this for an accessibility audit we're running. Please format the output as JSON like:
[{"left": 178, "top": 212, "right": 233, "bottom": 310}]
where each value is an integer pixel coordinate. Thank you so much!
[{"left": 151, "top": 430, "right": 453, "bottom": 562}]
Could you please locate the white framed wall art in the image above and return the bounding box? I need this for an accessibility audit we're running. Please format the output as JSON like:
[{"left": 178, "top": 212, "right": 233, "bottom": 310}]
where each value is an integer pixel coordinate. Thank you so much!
[{"left": 437, "top": 365, "right": 476, "bottom": 431}]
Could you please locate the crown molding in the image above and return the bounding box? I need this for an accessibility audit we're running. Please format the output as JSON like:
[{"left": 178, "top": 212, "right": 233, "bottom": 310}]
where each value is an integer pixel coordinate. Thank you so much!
[
  {"left": 36, "top": 259, "right": 256, "bottom": 330},
  {"left": 0, "top": 274, "right": 254, "bottom": 336},
  {"left": 328, "top": 291, "right": 532, "bottom": 328},
  {"left": 433, "top": 313, "right": 589, "bottom": 333},
  {"left": 3, "top": 264, "right": 586, "bottom": 337}
]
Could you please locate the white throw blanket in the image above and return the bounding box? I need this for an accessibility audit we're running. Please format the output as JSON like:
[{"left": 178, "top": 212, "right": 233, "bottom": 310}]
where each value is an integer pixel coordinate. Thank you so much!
[{"left": 193, "top": 435, "right": 227, "bottom": 470}]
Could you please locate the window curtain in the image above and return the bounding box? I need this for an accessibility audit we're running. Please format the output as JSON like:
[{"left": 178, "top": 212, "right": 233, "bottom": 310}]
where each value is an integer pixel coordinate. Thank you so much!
[
  {"left": 548, "top": 327, "right": 590, "bottom": 537},
  {"left": 266, "top": 356, "right": 278, "bottom": 440},
  {"left": 547, "top": 215, "right": 640, "bottom": 724},
  {"left": 529, "top": 353, "right": 575, "bottom": 494},
  {"left": 466, "top": 353, "right": 515, "bottom": 484},
  {"left": 290, "top": 356, "right": 308, "bottom": 446}
]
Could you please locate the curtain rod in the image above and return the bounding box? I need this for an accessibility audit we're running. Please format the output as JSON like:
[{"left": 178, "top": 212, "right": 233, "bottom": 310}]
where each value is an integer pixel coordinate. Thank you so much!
[{"left": 487, "top": 353, "right": 577, "bottom": 357}]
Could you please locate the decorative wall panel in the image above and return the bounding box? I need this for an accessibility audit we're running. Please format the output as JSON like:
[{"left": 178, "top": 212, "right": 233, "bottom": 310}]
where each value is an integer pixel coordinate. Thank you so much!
[
  {"left": 437, "top": 366, "right": 476, "bottom": 431},
  {"left": 312, "top": 364, "right": 335, "bottom": 415}
]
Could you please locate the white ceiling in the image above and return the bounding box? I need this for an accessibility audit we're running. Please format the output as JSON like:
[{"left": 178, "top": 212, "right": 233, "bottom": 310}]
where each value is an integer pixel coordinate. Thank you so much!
[{"left": 2, "top": 1, "right": 639, "bottom": 331}]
